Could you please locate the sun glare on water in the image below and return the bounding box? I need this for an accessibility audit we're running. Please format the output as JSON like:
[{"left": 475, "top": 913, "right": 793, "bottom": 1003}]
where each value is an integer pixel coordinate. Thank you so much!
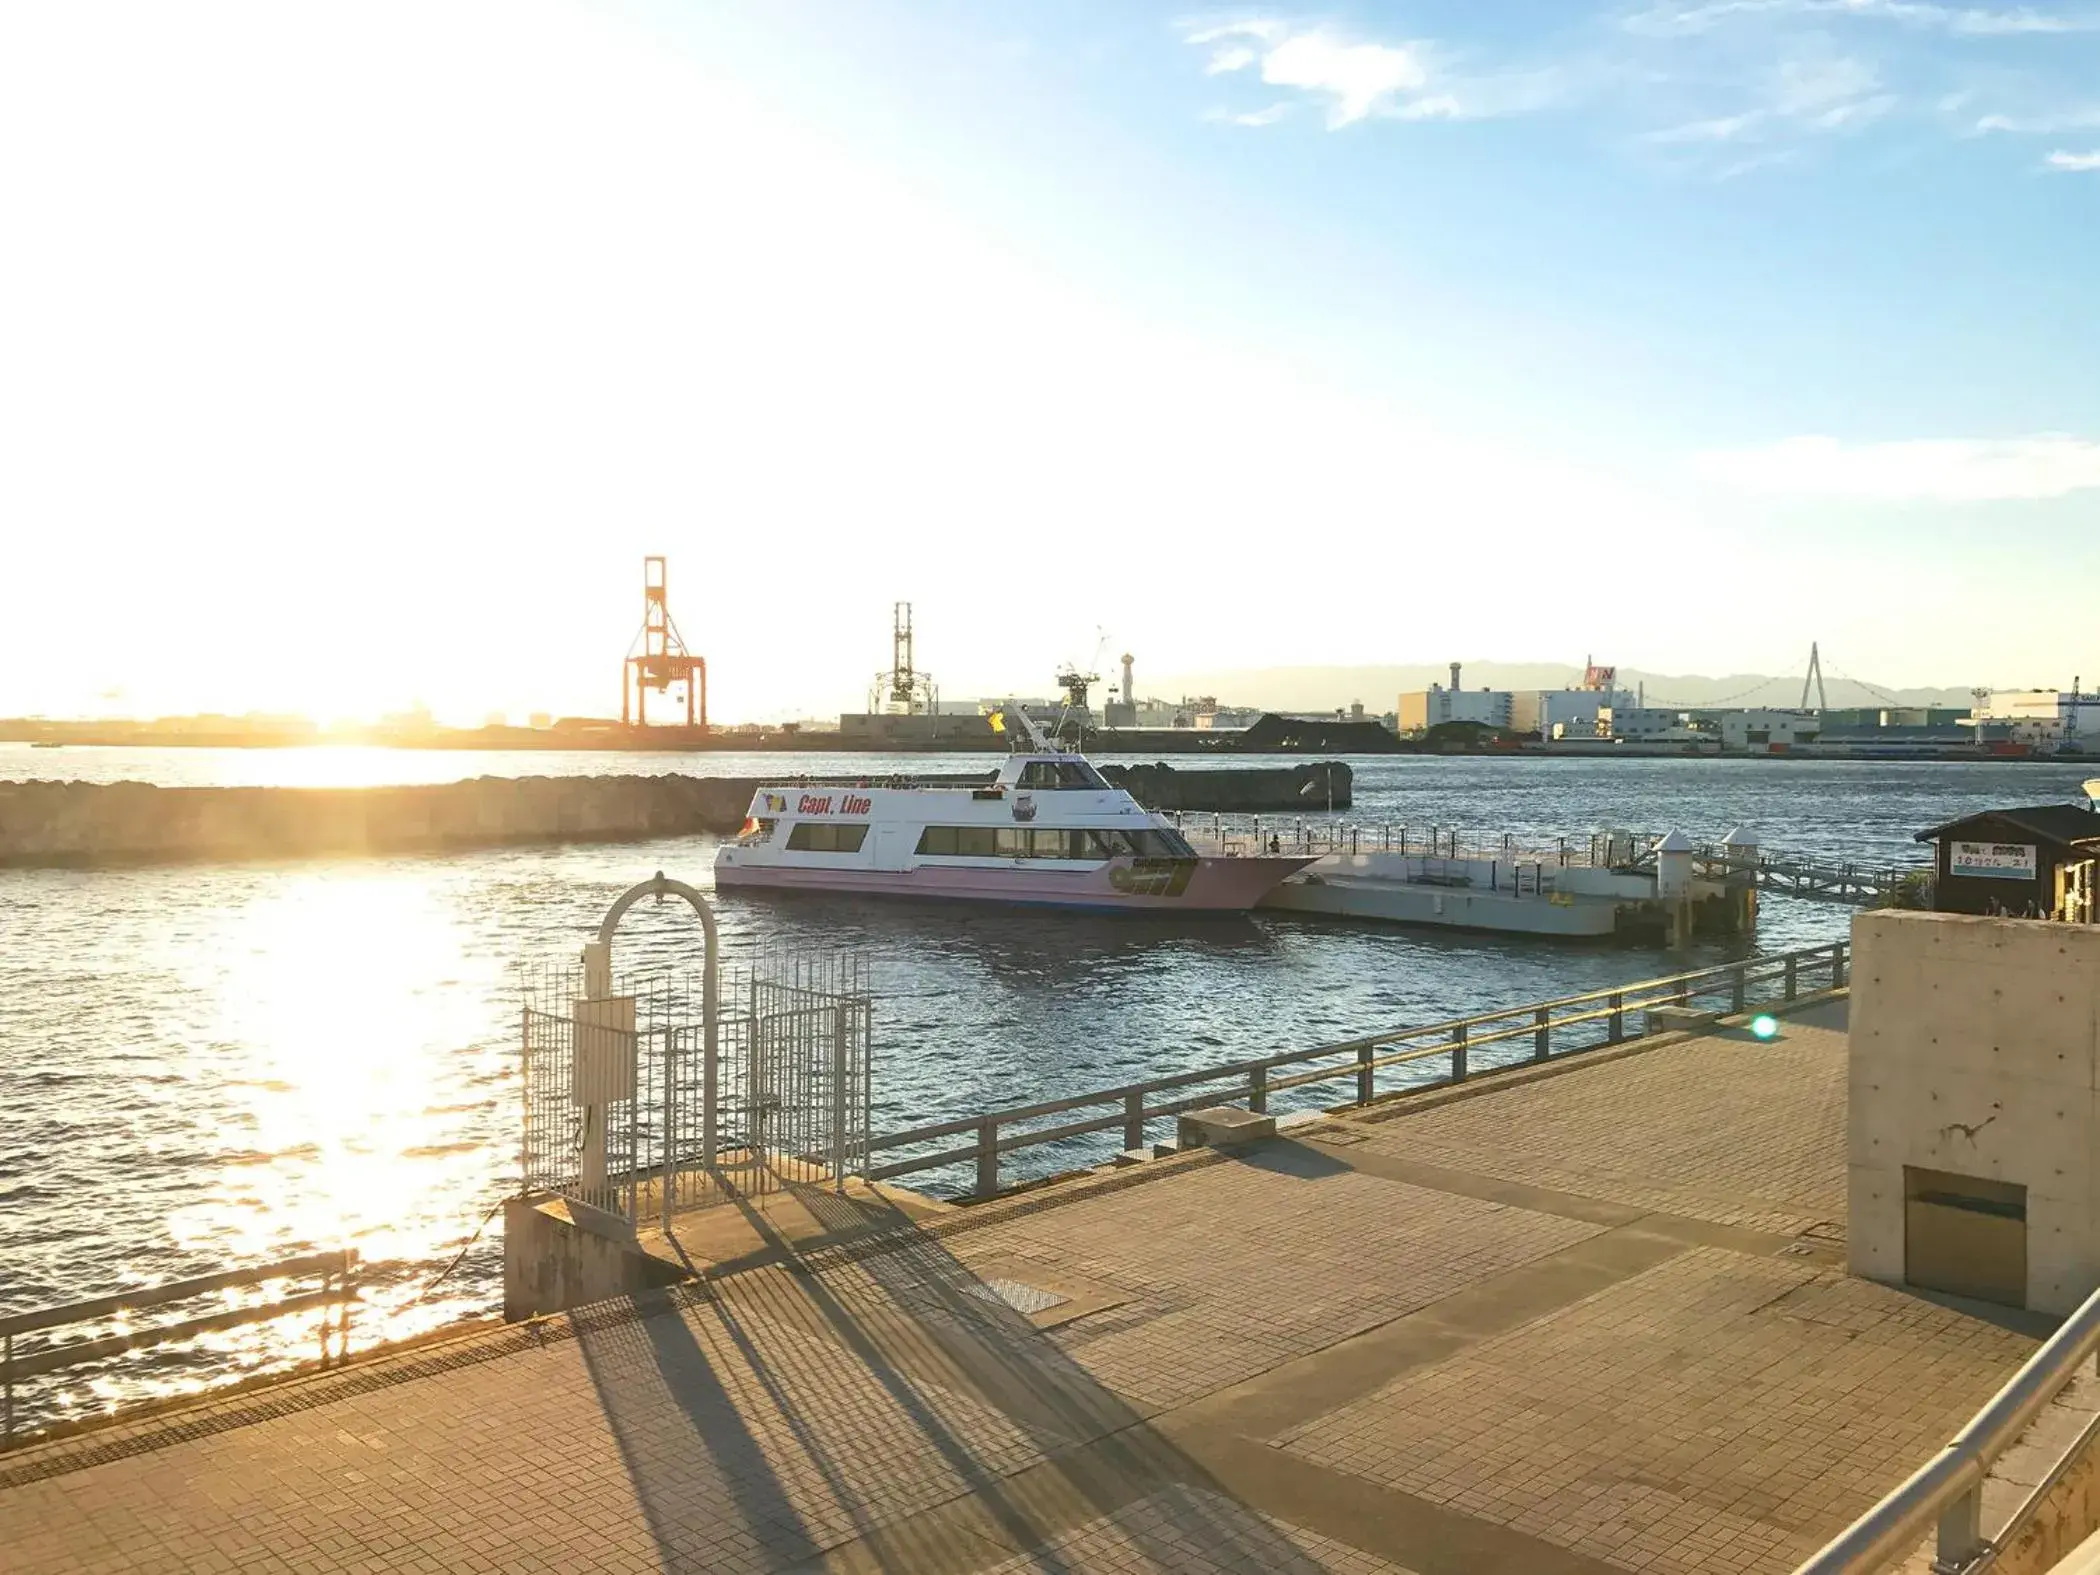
[{"left": 136, "top": 868, "right": 517, "bottom": 1395}]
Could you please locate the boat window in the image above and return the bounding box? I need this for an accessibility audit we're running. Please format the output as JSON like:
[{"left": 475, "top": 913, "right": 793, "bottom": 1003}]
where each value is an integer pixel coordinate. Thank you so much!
[
  {"left": 1130, "top": 828, "right": 1195, "bottom": 858},
  {"left": 1015, "top": 759, "right": 1108, "bottom": 790},
  {"left": 785, "top": 822, "right": 869, "bottom": 854},
  {"left": 915, "top": 825, "right": 1116, "bottom": 858}
]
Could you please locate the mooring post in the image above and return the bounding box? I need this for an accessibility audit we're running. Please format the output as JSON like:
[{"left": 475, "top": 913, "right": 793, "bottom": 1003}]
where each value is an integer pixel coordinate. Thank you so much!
[
  {"left": 1534, "top": 1006, "right": 1550, "bottom": 1060},
  {"left": 3, "top": 1333, "right": 11, "bottom": 1444},
  {"left": 1785, "top": 955, "right": 1799, "bottom": 1001},
  {"left": 1248, "top": 1065, "right": 1268, "bottom": 1114},
  {"left": 1731, "top": 965, "right": 1747, "bottom": 1015},
  {"left": 1357, "top": 1045, "right": 1375, "bottom": 1104},
  {"left": 975, "top": 1119, "right": 1000, "bottom": 1199},
  {"left": 1608, "top": 992, "right": 1624, "bottom": 1044},
  {"left": 1832, "top": 942, "right": 1848, "bottom": 989},
  {"left": 1450, "top": 1024, "right": 1469, "bottom": 1083},
  {"left": 1123, "top": 1090, "right": 1145, "bottom": 1151}
]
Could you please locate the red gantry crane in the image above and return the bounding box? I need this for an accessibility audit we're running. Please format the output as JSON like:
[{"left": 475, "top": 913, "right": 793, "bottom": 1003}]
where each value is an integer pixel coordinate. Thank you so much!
[{"left": 622, "top": 556, "right": 707, "bottom": 729}]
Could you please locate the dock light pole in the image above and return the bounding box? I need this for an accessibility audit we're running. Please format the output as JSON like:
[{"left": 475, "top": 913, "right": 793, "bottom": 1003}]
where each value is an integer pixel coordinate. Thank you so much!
[{"left": 589, "top": 872, "right": 720, "bottom": 1234}]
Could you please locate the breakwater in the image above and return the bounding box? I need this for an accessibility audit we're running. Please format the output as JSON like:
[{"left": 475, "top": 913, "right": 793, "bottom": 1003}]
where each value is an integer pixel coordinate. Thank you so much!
[{"left": 0, "top": 762, "right": 1349, "bottom": 868}]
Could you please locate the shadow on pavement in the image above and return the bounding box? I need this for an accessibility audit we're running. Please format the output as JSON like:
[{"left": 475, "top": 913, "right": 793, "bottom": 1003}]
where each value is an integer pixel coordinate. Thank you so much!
[{"left": 577, "top": 1172, "right": 1361, "bottom": 1574}]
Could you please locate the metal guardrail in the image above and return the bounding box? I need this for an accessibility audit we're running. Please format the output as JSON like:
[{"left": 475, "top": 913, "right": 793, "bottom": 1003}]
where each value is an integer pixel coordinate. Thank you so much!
[
  {"left": 1, "top": 1249, "right": 358, "bottom": 1446},
  {"left": 1175, "top": 814, "right": 1605, "bottom": 866},
  {"left": 869, "top": 942, "right": 1849, "bottom": 1199},
  {"left": 1793, "top": 1278, "right": 2100, "bottom": 1575}
]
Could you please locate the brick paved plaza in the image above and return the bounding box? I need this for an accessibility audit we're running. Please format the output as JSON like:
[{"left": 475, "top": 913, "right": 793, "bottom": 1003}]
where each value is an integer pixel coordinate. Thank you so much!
[{"left": 0, "top": 1000, "right": 2043, "bottom": 1573}]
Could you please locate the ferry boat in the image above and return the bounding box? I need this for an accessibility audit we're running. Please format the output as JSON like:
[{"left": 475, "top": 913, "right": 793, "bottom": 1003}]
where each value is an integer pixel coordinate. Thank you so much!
[{"left": 714, "top": 712, "right": 1314, "bottom": 911}]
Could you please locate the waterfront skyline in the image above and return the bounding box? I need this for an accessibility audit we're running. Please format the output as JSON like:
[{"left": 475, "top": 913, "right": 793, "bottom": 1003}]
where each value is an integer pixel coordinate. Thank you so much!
[{"left": 1, "top": 1, "right": 2094, "bottom": 724}]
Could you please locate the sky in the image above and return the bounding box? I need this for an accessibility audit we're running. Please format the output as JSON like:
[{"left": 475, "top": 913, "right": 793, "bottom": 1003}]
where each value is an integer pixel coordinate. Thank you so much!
[{"left": 0, "top": 0, "right": 2095, "bottom": 724}]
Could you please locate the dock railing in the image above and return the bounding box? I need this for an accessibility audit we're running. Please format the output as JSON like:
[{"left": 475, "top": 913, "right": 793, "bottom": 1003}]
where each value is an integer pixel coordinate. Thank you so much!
[
  {"left": 1, "top": 1249, "right": 358, "bottom": 1447},
  {"left": 868, "top": 941, "right": 1848, "bottom": 1200},
  {"left": 1792, "top": 1276, "right": 2100, "bottom": 1575},
  {"left": 1179, "top": 814, "right": 1612, "bottom": 867}
]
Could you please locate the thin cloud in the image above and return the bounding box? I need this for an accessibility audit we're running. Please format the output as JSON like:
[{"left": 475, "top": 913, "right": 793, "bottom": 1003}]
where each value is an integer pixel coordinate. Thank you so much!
[
  {"left": 1648, "top": 110, "right": 1767, "bottom": 139},
  {"left": 1976, "top": 106, "right": 2100, "bottom": 132},
  {"left": 1626, "top": 0, "right": 2100, "bottom": 34},
  {"left": 1205, "top": 102, "right": 1292, "bottom": 126},
  {"left": 1696, "top": 434, "right": 2100, "bottom": 501},
  {"left": 1180, "top": 17, "right": 1564, "bottom": 128},
  {"left": 2045, "top": 146, "right": 2100, "bottom": 165},
  {"left": 1645, "top": 53, "right": 1893, "bottom": 148}
]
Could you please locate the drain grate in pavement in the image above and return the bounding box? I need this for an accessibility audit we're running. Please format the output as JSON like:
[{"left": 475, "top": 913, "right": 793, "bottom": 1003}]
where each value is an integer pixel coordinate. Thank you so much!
[{"left": 964, "top": 1278, "right": 1071, "bottom": 1316}]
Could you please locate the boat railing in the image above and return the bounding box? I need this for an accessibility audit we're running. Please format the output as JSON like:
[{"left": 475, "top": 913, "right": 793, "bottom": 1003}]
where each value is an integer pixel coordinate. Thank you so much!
[
  {"left": 867, "top": 942, "right": 1848, "bottom": 1201},
  {"left": 1176, "top": 814, "right": 1612, "bottom": 868}
]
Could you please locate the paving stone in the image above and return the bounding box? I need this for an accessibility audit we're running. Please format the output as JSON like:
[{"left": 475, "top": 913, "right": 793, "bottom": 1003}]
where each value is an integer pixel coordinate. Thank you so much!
[
  {"left": 1279, "top": 1245, "right": 2033, "bottom": 1575},
  {"left": 0, "top": 998, "right": 2042, "bottom": 1575},
  {"left": 1353, "top": 1004, "right": 1852, "bottom": 1236}
]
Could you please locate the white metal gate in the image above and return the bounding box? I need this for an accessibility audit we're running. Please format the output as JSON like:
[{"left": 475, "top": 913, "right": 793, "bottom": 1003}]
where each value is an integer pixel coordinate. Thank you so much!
[{"left": 521, "top": 940, "right": 872, "bottom": 1228}]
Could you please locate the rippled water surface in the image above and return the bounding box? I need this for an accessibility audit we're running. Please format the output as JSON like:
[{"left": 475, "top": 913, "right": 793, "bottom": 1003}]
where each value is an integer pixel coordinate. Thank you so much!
[{"left": 2, "top": 744, "right": 2090, "bottom": 1431}]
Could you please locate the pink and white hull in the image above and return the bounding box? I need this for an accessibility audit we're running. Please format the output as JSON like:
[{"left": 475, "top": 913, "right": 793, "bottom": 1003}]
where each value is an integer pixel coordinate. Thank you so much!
[
  {"left": 712, "top": 727, "right": 1315, "bottom": 915},
  {"left": 715, "top": 851, "right": 1312, "bottom": 911}
]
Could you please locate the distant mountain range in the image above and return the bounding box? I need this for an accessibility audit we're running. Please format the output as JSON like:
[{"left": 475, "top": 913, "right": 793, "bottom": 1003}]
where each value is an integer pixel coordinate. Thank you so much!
[{"left": 1138, "top": 664, "right": 1979, "bottom": 714}]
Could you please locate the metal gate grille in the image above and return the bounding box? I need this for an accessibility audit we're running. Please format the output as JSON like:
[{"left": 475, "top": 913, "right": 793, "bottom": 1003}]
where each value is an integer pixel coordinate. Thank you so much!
[
  {"left": 521, "top": 946, "right": 872, "bottom": 1228},
  {"left": 722, "top": 951, "right": 872, "bottom": 1201}
]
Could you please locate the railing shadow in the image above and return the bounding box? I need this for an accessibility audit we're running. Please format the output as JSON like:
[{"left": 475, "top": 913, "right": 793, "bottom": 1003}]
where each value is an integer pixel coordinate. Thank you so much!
[{"left": 578, "top": 1169, "right": 1353, "bottom": 1573}]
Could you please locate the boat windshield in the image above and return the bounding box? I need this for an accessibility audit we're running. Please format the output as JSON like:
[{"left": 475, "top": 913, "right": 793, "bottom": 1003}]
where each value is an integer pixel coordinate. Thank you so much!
[{"left": 1014, "top": 759, "right": 1110, "bottom": 791}]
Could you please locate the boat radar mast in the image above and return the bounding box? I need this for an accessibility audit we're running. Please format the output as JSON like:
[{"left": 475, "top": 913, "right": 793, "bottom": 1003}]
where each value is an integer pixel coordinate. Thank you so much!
[{"left": 997, "top": 707, "right": 1054, "bottom": 754}]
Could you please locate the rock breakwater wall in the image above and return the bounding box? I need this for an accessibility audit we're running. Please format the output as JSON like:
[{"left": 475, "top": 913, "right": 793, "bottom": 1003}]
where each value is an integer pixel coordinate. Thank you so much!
[
  {"left": 0, "top": 763, "right": 1350, "bottom": 869},
  {"left": 1103, "top": 761, "right": 1349, "bottom": 814}
]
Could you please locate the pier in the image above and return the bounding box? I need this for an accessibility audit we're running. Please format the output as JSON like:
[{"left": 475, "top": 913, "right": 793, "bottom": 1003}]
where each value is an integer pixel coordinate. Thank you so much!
[
  {"left": 1186, "top": 819, "right": 1771, "bottom": 941},
  {"left": 0, "top": 948, "right": 2067, "bottom": 1574}
]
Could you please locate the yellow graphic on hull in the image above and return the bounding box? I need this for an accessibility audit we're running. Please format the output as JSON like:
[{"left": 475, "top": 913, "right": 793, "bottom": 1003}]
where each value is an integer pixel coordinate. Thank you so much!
[{"left": 1108, "top": 858, "right": 1197, "bottom": 898}]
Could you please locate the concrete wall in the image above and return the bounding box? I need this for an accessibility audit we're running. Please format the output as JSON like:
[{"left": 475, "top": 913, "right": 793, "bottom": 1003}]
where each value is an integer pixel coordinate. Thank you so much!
[
  {"left": 1850, "top": 910, "right": 2100, "bottom": 1314},
  {"left": 502, "top": 1196, "right": 685, "bottom": 1321}
]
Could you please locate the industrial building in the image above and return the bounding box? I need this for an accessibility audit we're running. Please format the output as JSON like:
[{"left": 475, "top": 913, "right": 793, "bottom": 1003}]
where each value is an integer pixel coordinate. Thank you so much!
[
  {"left": 1974, "top": 688, "right": 2100, "bottom": 748},
  {"left": 1593, "top": 705, "right": 1699, "bottom": 742},
  {"left": 1400, "top": 660, "right": 1632, "bottom": 740},
  {"left": 1395, "top": 664, "right": 1515, "bottom": 735},
  {"left": 1509, "top": 683, "right": 1636, "bottom": 738},
  {"left": 1716, "top": 708, "right": 1823, "bottom": 750}
]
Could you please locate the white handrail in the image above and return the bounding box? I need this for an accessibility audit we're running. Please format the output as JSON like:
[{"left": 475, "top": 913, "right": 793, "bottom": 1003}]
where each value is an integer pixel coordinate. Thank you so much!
[{"left": 1792, "top": 1280, "right": 2100, "bottom": 1574}]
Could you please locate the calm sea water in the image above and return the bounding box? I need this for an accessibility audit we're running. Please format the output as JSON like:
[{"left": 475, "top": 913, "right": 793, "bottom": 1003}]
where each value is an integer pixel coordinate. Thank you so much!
[{"left": 1, "top": 743, "right": 2090, "bottom": 1432}]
